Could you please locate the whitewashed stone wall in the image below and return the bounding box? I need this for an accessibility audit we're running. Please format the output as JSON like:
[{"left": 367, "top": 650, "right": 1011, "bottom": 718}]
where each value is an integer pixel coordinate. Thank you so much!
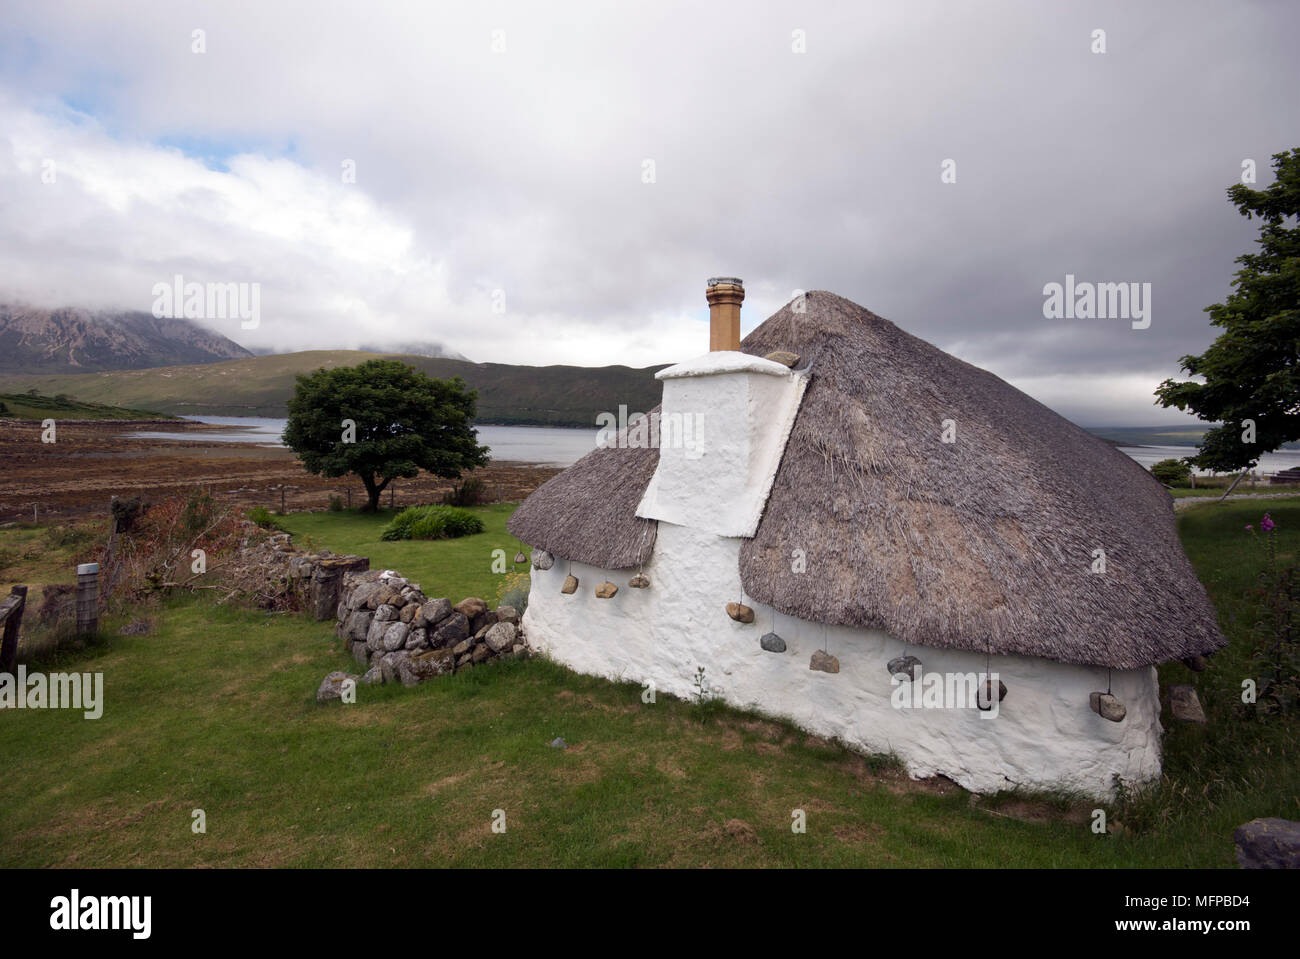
[{"left": 522, "top": 520, "right": 1163, "bottom": 798}]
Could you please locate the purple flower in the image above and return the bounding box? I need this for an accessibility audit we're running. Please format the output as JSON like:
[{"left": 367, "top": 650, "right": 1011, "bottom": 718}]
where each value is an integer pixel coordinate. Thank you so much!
[
  {"left": 1262, "top": 513, "right": 1275, "bottom": 532},
  {"left": 1246, "top": 525, "right": 1254, "bottom": 532}
]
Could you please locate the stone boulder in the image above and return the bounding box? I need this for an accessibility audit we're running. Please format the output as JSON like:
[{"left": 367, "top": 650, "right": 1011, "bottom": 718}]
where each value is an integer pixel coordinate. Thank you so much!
[
  {"left": 405, "top": 627, "right": 428, "bottom": 650},
  {"left": 373, "top": 603, "right": 398, "bottom": 623},
  {"left": 382, "top": 622, "right": 410, "bottom": 652},
  {"left": 726, "top": 602, "right": 755, "bottom": 624},
  {"left": 485, "top": 621, "right": 518, "bottom": 653},
  {"left": 380, "top": 650, "right": 410, "bottom": 684},
  {"left": 887, "top": 655, "right": 922, "bottom": 681},
  {"left": 1235, "top": 818, "right": 1300, "bottom": 869},
  {"left": 316, "top": 671, "right": 357, "bottom": 704},
  {"left": 470, "top": 609, "right": 498, "bottom": 635},
  {"left": 415, "top": 598, "right": 452, "bottom": 628},
  {"left": 1169, "top": 684, "right": 1207, "bottom": 723},
  {"left": 399, "top": 648, "right": 456, "bottom": 686},
  {"left": 430, "top": 612, "right": 470, "bottom": 648},
  {"left": 365, "top": 617, "right": 390, "bottom": 651},
  {"left": 495, "top": 605, "right": 519, "bottom": 625},
  {"left": 809, "top": 650, "right": 839, "bottom": 673},
  {"left": 349, "top": 582, "right": 383, "bottom": 610},
  {"left": 343, "top": 610, "right": 373, "bottom": 645},
  {"left": 454, "top": 597, "right": 488, "bottom": 620}
]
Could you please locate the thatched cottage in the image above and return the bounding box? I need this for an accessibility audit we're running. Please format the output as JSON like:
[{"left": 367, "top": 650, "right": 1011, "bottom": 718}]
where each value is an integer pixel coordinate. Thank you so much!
[{"left": 508, "top": 280, "right": 1225, "bottom": 796}]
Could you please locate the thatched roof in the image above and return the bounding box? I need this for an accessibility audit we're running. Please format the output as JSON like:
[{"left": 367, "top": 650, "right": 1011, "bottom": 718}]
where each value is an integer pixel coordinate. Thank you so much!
[
  {"left": 508, "top": 291, "right": 1226, "bottom": 668},
  {"left": 506, "top": 412, "right": 659, "bottom": 570}
]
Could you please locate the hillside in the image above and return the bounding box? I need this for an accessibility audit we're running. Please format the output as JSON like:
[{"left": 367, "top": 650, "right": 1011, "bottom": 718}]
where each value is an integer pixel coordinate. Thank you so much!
[
  {"left": 0, "top": 304, "right": 252, "bottom": 372},
  {"left": 0, "top": 390, "right": 177, "bottom": 421},
  {"left": 0, "top": 351, "right": 666, "bottom": 427}
]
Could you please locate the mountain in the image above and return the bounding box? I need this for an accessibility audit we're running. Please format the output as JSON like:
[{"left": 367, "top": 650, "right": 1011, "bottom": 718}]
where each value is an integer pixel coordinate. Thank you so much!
[
  {"left": 0, "top": 304, "right": 252, "bottom": 372},
  {"left": 0, "top": 350, "right": 666, "bottom": 428},
  {"left": 356, "top": 341, "right": 469, "bottom": 362}
]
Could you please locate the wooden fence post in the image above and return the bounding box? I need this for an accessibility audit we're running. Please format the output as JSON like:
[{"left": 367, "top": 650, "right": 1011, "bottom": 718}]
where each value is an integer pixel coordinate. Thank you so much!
[
  {"left": 0, "top": 586, "right": 28, "bottom": 673},
  {"left": 76, "top": 563, "right": 99, "bottom": 636}
]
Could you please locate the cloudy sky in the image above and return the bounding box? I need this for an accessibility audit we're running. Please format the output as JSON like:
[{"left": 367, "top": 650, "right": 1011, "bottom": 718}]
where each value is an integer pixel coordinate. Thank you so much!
[{"left": 1, "top": 0, "right": 1296, "bottom": 426}]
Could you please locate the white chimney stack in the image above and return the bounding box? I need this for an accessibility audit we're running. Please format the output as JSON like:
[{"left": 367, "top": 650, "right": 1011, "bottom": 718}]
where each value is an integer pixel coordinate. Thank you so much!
[{"left": 635, "top": 278, "right": 809, "bottom": 538}]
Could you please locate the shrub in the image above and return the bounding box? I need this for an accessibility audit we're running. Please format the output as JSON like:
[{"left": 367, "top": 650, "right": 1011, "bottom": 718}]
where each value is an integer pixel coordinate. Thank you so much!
[
  {"left": 442, "top": 477, "right": 487, "bottom": 507},
  {"left": 1151, "top": 458, "right": 1193, "bottom": 487},
  {"left": 182, "top": 488, "right": 220, "bottom": 536},
  {"left": 497, "top": 568, "right": 530, "bottom": 615},
  {"left": 380, "top": 505, "right": 485, "bottom": 541},
  {"left": 247, "top": 506, "right": 282, "bottom": 530},
  {"left": 328, "top": 494, "right": 344, "bottom": 512}
]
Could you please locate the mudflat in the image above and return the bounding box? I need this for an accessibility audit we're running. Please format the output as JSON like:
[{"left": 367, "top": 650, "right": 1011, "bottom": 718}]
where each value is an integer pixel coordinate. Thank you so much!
[{"left": 0, "top": 419, "right": 561, "bottom": 522}]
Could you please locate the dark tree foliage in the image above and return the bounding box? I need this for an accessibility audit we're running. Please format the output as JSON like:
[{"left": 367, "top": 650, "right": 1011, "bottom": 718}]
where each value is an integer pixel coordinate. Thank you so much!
[
  {"left": 1156, "top": 149, "right": 1300, "bottom": 471},
  {"left": 283, "top": 359, "right": 489, "bottom": 511}
]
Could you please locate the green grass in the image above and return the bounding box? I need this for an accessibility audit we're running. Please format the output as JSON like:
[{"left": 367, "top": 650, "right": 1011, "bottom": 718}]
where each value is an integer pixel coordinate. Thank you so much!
[
  {"left": 0, "top": 391, "right": 174, "bottom": 421},
  {"left": 278, "top": 503, "right": 527, "bottom": 604},
  {"left": 0, "top": 500, "right": 1296, "bottom": 867}
]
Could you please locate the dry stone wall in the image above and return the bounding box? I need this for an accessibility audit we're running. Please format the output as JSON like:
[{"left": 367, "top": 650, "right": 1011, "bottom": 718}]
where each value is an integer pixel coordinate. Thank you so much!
[{"left": 330, "top": 568, "right": 528, "bottom": 693}]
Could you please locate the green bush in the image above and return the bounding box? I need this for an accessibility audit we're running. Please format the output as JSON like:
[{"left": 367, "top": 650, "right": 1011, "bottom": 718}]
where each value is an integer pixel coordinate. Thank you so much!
[
  {"left": 1151, "top": 458, "right": 1193, "bottom": 487},
  {"left": 247, "top": 506, "right": 282, "bottom": 530},
  {"left": 380, "top": 505, "right": 485, "bottom": 541},
  {"left": 442, "top": 477, "right": 488, "bottom": 507},
  {"left": 183, "top": 488, "right": 219, "bottom": 535},
  {"left": 328, "top": 495, "right": 344, "bottom": 512}
]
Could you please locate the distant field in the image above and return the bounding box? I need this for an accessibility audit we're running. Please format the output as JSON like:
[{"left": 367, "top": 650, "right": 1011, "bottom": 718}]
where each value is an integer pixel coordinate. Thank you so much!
[
  {"left": 0, "top": 350, "right": 664, "bottom": 427},
  {"left": 0, "top": 391, "right": 175, "bottom": 421}
]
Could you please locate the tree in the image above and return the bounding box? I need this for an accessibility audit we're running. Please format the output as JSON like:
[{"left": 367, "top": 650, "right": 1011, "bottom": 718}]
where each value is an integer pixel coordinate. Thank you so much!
[
  {"left": 1151, "top": 458, "right": 1192, "bottom": 487},
  {"left": 1156, "top": 148, "right": 1300, "bottom": 472},
  {"left": 283, "top": 359, "right": 489, "bottom": 511}
]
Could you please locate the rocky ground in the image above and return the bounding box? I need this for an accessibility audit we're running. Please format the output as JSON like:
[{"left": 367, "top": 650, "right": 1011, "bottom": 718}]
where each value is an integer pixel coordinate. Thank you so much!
[{"left": 0, "top": 419, "right": 561, "bottom": 522}]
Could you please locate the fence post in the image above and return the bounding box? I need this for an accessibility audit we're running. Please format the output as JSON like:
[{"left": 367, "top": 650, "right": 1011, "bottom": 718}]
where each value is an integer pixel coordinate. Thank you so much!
[
  {"left": 0, "top": 586, "right": 28, "bottom": 673},
  {"left": 76, "top": 563, "right": 99, "bottom": 636}
]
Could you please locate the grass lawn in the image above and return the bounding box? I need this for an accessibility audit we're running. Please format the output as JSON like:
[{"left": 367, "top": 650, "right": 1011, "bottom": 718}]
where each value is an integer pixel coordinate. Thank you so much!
[
  {"left": 277, "top": 503, "right": 528, "bottom": 605},
  {"left": 0, "top": 499, "right": 1296, "bottom": 867}
]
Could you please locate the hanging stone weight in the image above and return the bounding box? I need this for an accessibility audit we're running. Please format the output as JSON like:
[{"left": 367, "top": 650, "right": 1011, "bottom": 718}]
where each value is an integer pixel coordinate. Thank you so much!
[
  {"left": 809, "top": 650, "right": 839, "bottom": 673},
  {"left": 628, "top": 574, "right": 650, "bottom": 589},
  {"left": 760, "top": 632, "right": 786, "bottom": 653},
  {"left": 725, "top": 602, "right": 755, "bottom": 624},
  {"left": 561, "top": 574, "right": 578, "bottom": 594},
  {"left": 533, "top": 550, "right": 554, "bottom": 571},
  {"left": 887, "top": 655, "right": 923, "bottom": 681},
  {"left": 514, "top": 551, "right": 527, "bottom": 565},
  {"left": 976, "top": 679, "right": 1008, "bottom": 711},
  {"left": 595, "top": 581, "right": 618, "bottom": 599},
  {"left": 1089, "top": 691, "right": 1127, "bottom": 722}
]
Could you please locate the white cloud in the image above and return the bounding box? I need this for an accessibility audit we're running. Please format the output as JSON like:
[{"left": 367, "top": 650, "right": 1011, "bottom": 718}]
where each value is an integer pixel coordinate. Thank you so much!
[{"left": 0, "top": 0, "right": 1296, "bottom": 420}]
